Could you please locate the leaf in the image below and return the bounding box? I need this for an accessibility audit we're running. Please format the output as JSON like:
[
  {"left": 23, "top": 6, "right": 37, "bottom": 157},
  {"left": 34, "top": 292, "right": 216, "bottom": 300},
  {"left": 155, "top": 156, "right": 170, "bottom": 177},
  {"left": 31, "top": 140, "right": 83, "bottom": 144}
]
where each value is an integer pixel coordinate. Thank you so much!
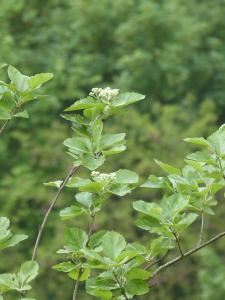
[
  {"left": 141, "top": 175, "right": 167, "bottom": 189},
  {"left": 7, "top": 65, "right": 29, "bottom": 91},
  {"left": 69, "top": 268, "right": 90, "bottom": 281},
  {"left": 44, "top": 180, "right": 62, "bottom": 188},
  {"left": 64, "top": 137, "right": 92, "bottom": 154},
  {"left": 101, "top": 231, "right": 126, "bottom": 260},
  {"left": 82, "top": 154, "right": 105, "bottom": 170},
  {"left": 151, "top": 237, "right": 174, "bottom": 256},
  {"left": 27, "top": 73, "right": 53, "bottom": 89},
  {"left": 18, "top": 261, "right": 39, "bottom": 285},
  {"left": 0, "top": 217, "right": 27, "bottom": 250},
  {"left": 207, "top": 124, "right": 225, "bottom": 156},
  {"left": 111, "top": 92, "right": 145, "bottom": 107},
  {"left": 14, "top": 110, "right": 29, "bottom": 118},
  {"left": 75, "top": 192, "right": 93, "bottom": 208},
  {"left": 126, "top": 268, "right": 151, "bottom": 280},
  {"left": 92, "top": 119, "right": 103, "bottom": 151},
  {"left": 64, "top": 228, "right": 88, "bottom": 252},
  {"left": 115, "top": 169, "right": 139, "bottom": 184},
  {"left": 125, "top": 279, "right": 149, "bottom": 296},
  {"left": 53, "top": 262, "right": 76, "bottom": 273},
  {"left": 184, "top": 137, "right": 209, "bottom": 147},
  {"left": 100, "top": 133, "right": 126, "bottom": 150},
  {"left": 0, "top": 109, "right": 11, "bottom": 120},
  {"left": 155, "top": 159, "right": 181, "bottom": 175},
  {"left": 65, "top": 97, "right": 104, "bottom": 112},
  {"left": 59, "top": 205, "right": 85, "bottom": 220},
  {"left": 133, "top": 200, "right": 162, "bottom": 220}
]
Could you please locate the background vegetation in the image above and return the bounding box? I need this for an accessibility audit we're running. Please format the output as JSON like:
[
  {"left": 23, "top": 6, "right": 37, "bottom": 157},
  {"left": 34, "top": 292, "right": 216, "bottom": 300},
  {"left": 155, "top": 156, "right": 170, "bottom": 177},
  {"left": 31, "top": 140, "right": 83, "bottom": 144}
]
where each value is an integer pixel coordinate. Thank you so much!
[{"left": 0, "top": 0, "right": 225, "bottom": 299}]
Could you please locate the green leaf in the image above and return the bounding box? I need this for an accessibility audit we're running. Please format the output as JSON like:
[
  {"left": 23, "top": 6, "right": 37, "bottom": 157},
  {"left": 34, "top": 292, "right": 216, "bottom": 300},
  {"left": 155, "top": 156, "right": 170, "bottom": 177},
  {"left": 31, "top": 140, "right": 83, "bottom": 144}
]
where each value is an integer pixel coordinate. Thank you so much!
[
  {"left": 7, "top": 65, "right": 29, "bottom": 91},
  {"left": 151, "top": 237, "right": 174, "bottom": 256},
  {"left": 115, "top": 169, "right": 139, "bottom": 184},
  {"left": 155, "top": 159, "right": 181, "bottom": 175},
  {"left": 133, "top": 200, "right": 162, "bottom": 220},
  {"left": 64, "top": 137, "right": 92, "bottom": 154},
  {"left": 27, "top": 73, "right": 53, "bottom": 89},
  {"left": 44, "top": 180, "right": 62, "bottom": 188},
  {"left": 101, "top": 231, "right": 126, "bottom": 260},
  {"left": 69, "top": 268, "right": 90, "bottom": 281},
  {"left": 14, "top": 110, "right": 29, "bottom": 118},
  {"left": 0, "top": 217, "right": 27, "bottom": 250},
  {"left": 184, "top": 137, "right": 209, "bottom": 147},
  {"left": 125, "top": 279, "right": 149, "bottom": 296},
  {"left": 65, "top": 97, "right": 104, "bottom": 112},
  {"left": 100, "top": 133, "right": 126, "bottom": 150},
  {"left": 141, "top": 175, "right": 167, "bottom": 189},
  {"left": 92, "top": 119, "right": 103, "bottom": 151},
  {"left": 59, "top": 205, "right": 85, "bottom": 220},
  {"left": 75, "top": 192, "right": 93, "bottom": 208},
  {"left": 53, "top": 262, "right": 76, "bottom": 273},
  {"left": 111, "top": 92, "right": 145, "bottom": 107},
  {"left": 207, "top": 124, "right": 225, "bottom": 156},
  {"left": 0, "top": 108, "right": 11, "bottom": 120},
  {"left": 64, "top": 228, "right": 88, "bottom": 252},
  {"left": 126, "top": 268, "right": 151, "bottom": 280},
  {"left": 18, "top": 261, "right": 39, "bottom": 285}
]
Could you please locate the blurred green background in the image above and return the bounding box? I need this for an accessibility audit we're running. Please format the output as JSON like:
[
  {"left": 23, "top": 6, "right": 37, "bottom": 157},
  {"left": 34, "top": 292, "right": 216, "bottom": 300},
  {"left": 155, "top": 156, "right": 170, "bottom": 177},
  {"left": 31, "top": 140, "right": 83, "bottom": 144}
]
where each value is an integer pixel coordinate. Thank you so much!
[{"left": 0, "top": 0, "right": 225, "bottom": 299}]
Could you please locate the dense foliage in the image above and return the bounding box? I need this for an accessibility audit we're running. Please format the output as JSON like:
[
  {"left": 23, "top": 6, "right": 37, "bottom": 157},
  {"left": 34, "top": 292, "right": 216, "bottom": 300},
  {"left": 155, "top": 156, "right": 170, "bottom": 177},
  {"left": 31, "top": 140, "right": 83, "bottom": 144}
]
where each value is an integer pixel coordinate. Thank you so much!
[{"left": 0, "top": 1, "right": 225, "bottom": 299}]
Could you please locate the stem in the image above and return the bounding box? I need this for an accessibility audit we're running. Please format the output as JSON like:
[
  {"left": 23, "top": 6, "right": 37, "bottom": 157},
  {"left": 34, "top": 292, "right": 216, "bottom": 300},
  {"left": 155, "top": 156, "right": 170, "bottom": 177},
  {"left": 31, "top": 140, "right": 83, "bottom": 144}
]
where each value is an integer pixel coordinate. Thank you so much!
[
  {"left": 197, "top": 212, "right": 204, "bottom": 246},
  {"left": 0, "top": 106, "right": 18, "bottom": 135},
  {"left": 72, "top": 213, "right": 95, "bottom": 300},
  {"left": 170, "top": 227, "right": 184, "bottom": 256},
  {"left": 32, "top": 165, "right": 79, "bottom": 260},
  {"left": 112, "top": 271, "right": 129, "bottom": 300},
  {"left": 152, "top": 231, "right": 225, "bottom": 277},
  {"left": 144, "top": 253, "right": 168, "bottom": 270},
  {"left": 72, "top": 269, "right": 82, "bottom": 300},
  {"left": 87, "top": 214, "right": 95, "bottom": 245}
]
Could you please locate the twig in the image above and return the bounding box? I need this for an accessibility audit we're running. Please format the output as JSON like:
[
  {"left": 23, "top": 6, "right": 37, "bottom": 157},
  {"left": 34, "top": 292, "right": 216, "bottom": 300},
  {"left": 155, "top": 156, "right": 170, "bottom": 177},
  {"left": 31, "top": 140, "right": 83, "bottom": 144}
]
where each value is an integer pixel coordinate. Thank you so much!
[
  {"left": 87, "top": 214, "right": 95, "bottom": 245},
  {"left": 32, "top": 165, "right": 79, "bottom": 260},
  {"left": 0, "top": 106, "right": 18, "bottom": 135},
  {"left": 112, "top": 271, "right": 129, "bottom": 300},
  {"left": 72, "top": 269, "right": 83, "bottom": 300},
  {"left": 145, "top": 253, "right": 168, "bottom": 270},
  {"left": 152, "top": 231, "right": 225, "bottom": 277},
  {"left": 170, "top": 227, "right": 184, "bottom": 256},
  {"left": 197, "top": 212, "right": 204, "bottom": 246},
  {"left": 72, "top": 213, "right": 96, "bottom": 300}
]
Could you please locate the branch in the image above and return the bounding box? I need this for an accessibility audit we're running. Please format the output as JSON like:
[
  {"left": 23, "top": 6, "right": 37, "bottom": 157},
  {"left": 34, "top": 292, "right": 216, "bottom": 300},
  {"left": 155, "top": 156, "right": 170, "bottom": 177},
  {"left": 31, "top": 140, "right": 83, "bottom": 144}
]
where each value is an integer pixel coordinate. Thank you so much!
[
  {"left": 32, "top": 165, "right": 79, "bottom": 260},
  {"left": 169, "top": 226, "right": 184, "bottom": 256},
  {"left": 72, "top": 213, "right": 96, "bottom": 300},
  {"left": 197, "top": 212, "right": 204, "bottom": 246},
  {"left": 152, "top": 231, "right": 225, "bottom": 277},
  {"left": 72, "top": 268, "right": 83, "bottom": 300},
  {"left": 0, "top": 107, "right": 18, "bottom": 136},
  {"left": 112, "top": 271, "right": 129, "bottom": 300}
]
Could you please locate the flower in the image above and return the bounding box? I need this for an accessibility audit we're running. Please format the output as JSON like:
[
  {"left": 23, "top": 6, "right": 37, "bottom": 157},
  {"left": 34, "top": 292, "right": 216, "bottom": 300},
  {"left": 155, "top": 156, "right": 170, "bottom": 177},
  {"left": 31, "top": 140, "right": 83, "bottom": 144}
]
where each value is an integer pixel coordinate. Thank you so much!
[
  {"left": 89, "top": 87, "right": 119, "bottom": 103},
  {"left": 91, "top": 171, "right": 117, "bottom": 183}
]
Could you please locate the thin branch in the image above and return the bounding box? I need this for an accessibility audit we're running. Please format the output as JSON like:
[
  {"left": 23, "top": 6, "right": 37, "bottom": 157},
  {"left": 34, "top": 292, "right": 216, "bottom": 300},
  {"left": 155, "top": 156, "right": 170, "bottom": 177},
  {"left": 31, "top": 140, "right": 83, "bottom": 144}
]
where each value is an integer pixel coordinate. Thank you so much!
[
  {"left": 72, "top": 213, "right": 96, "bottom": 300},
  {"left": 0, "top": 106, "right": 18, "bottom": 136},
  {"left": 72, "top": 268, "right": 83, "bottom": 300},
  {"left": 112, "top": 271, "right": 129, "bottom": 300},
  {"left": 87, "top": 214, "right": 95, "bottom": 245},
  {"left": 170, "top": 227, "right": 184, "bottom": 257},
  {"left": 197, "top": 212, "right": 204, "bottom": 246},
  {"left": 152, "top": 231, "right": 225, "bottom": 277},
  {"left": 144, "top": 253, "right": 168, "bottom": 270},
  {"left": 32, "top": 165, "right": 79, "bottom": 260}
]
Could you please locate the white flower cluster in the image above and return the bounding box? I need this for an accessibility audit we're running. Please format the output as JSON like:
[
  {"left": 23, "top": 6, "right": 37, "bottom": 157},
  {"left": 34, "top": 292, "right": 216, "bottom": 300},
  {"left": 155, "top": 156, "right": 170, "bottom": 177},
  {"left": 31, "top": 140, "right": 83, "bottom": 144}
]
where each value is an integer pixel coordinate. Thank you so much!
[
  {"left": 91, "top": 171, "right": 117, "bottom": 183},
  {"left": 89, "top": 87, "right": 119, "bottom": 103}
]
